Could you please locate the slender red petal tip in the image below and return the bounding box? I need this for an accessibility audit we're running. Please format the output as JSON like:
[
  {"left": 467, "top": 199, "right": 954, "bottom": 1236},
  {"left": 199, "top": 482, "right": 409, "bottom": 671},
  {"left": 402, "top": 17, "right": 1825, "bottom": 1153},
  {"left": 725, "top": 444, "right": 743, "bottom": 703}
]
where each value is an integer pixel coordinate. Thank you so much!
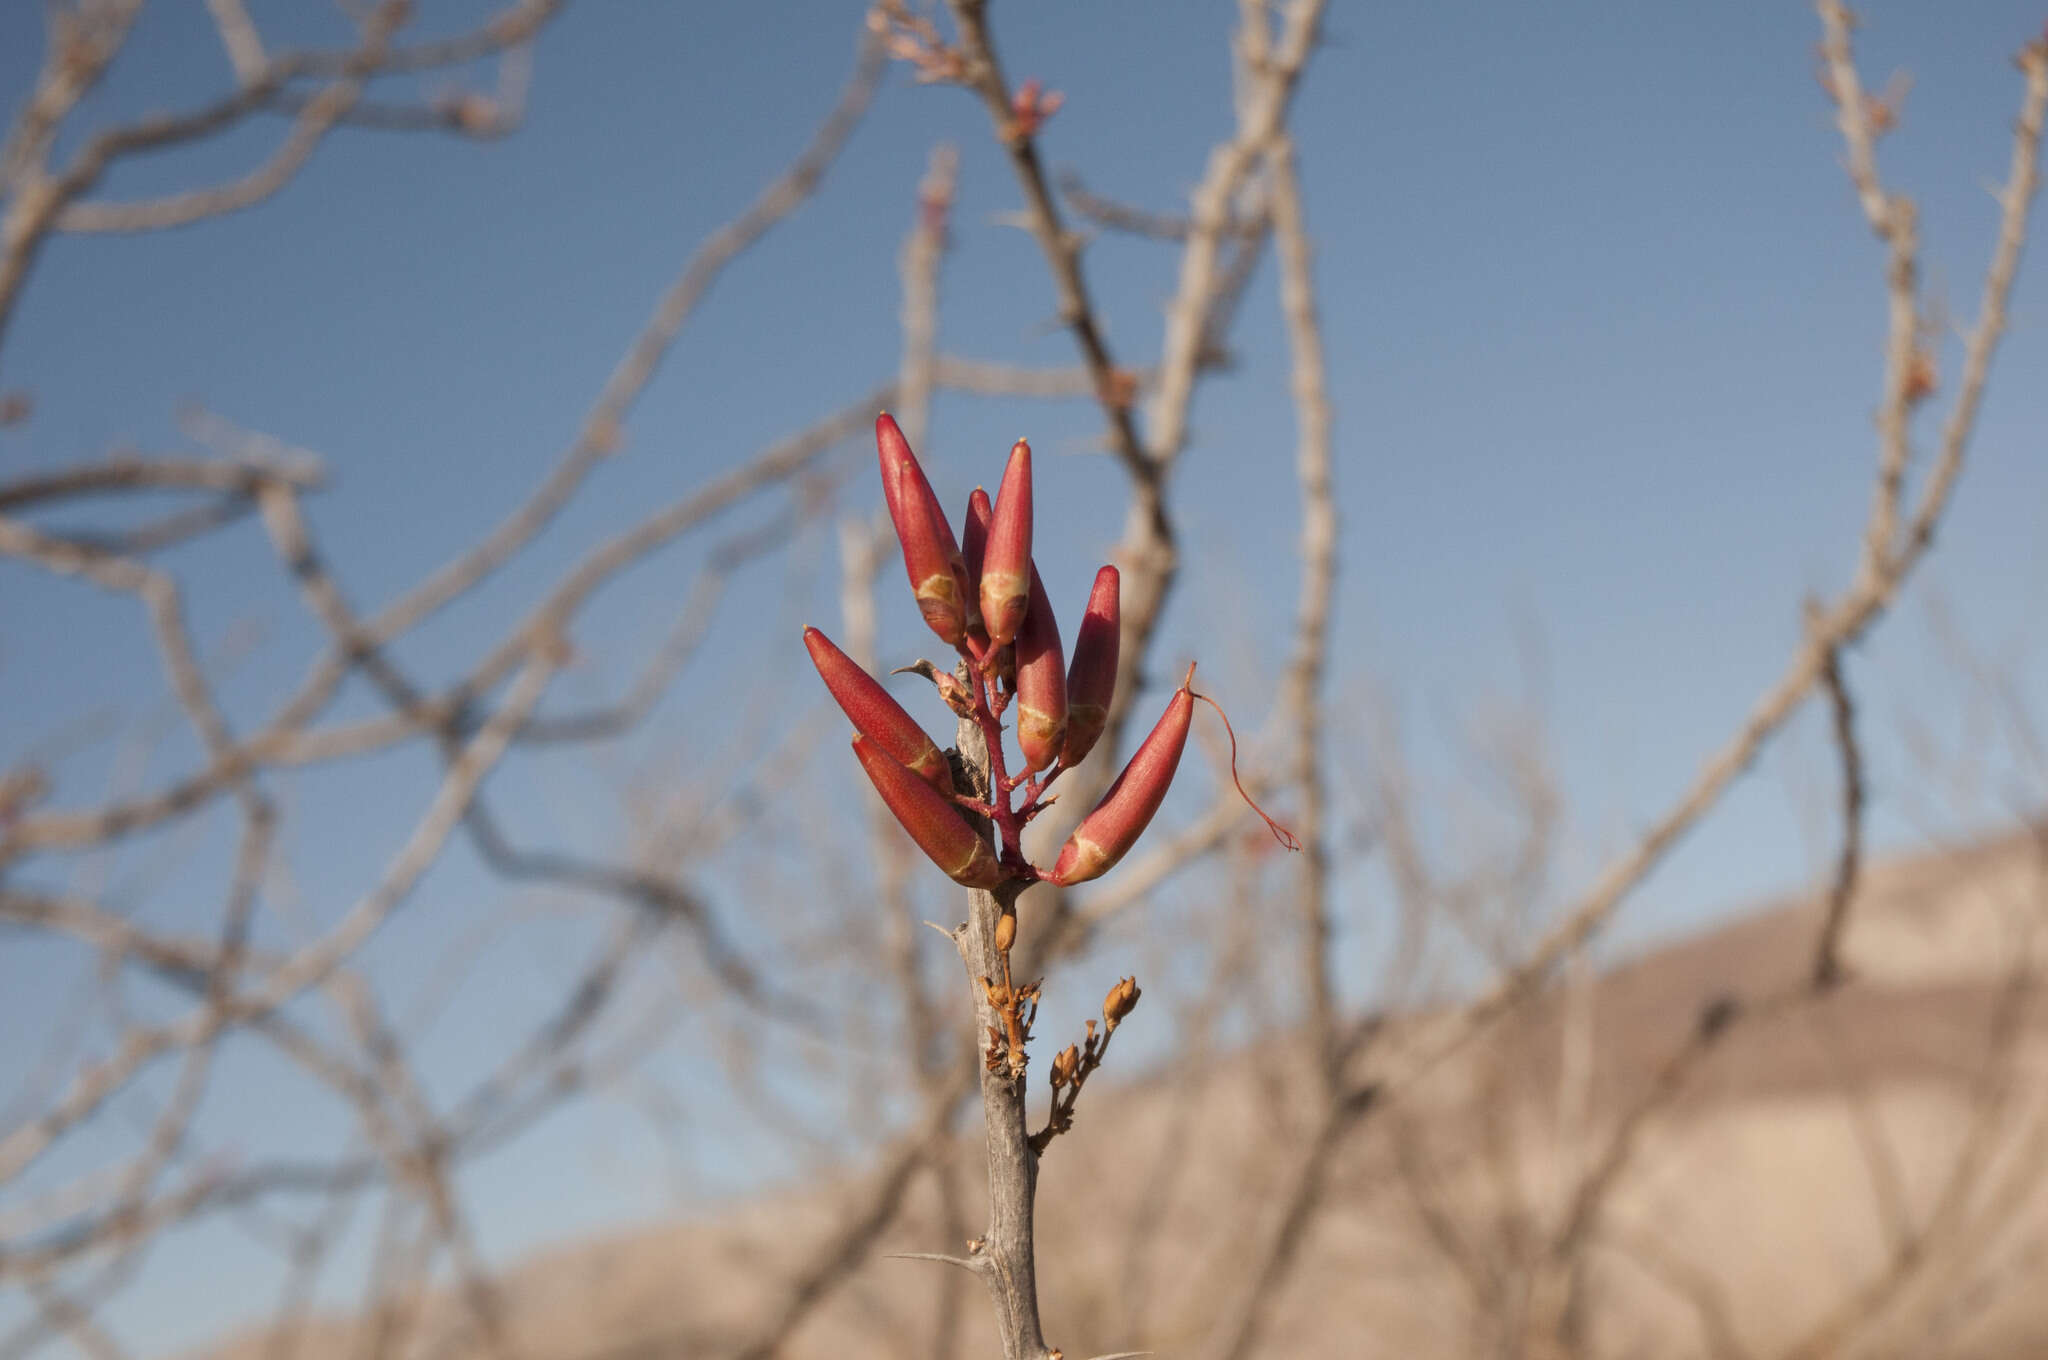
[
  {"left": 961, "top": 486, "right": 993, "bottom": 638},
  {"left": 1047, "top": 679, "right": 1193, "bottom": 885},
  {"left": 876, "top": 414, "right": 969, "bottom": 645},
  {"left": 1060, "top": 564, "right": 1120, "bottom": 767},
  {"left": 805, "top": 626, "right": 952, "bottom": 794},
  {"left": 979, "top": 439, "right": 1033, "bottom": 647},
  {"left": 1014, "top": 566, "right": 1067, "bottom": 773},
  {"left": 852, "top": 735, "right": 1006, "bottom": 888}
]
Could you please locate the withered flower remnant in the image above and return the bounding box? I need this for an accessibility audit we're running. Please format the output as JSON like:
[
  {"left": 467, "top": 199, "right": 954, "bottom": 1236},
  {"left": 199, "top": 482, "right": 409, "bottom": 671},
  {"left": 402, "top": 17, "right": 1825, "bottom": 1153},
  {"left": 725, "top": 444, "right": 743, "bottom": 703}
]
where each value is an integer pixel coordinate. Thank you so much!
[
  {"left": 1103, "top": 975, "right": 1141, "bottom": 1030},
  {"left": 1049, "top": 1043, "right": 1080, "bottom": 1089}
]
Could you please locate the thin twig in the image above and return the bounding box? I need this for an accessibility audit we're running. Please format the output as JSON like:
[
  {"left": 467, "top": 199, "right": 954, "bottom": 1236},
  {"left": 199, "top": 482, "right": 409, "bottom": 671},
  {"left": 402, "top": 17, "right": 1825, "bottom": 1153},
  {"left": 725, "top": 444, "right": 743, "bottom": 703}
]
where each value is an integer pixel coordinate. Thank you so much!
[{"left": 1811, "top": 643, "right": 1866, "bottom": 987}]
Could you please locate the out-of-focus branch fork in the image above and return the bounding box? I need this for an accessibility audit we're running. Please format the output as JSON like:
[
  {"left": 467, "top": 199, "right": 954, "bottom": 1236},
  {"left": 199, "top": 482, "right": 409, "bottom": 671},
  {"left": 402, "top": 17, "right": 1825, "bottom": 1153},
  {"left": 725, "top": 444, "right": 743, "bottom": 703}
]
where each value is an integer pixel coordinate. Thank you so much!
[
  {"left": 0, "top": 11, "right": 918, "bottom": 1354},
  {"left": 0, "top": 19, "right": 887, "bottom": 872},
  {"left": 1382, "top": 4, "right": 2048, "bottom": 1095},
  {"left": 0, "top": 1, "right": 566, "bottom": 358},
  {"left": 1197, "top": 9, "right": 2045, "bottom": 1358},
  {"left": 1535, "top": 633, "right": 1879, "bottom": 1344},
  {"left": 1511, "top": 15, "right": 2048, "bottom": 1350},
  {"left": 940, "top": 0, "right": 1150, "bottom": 486}
]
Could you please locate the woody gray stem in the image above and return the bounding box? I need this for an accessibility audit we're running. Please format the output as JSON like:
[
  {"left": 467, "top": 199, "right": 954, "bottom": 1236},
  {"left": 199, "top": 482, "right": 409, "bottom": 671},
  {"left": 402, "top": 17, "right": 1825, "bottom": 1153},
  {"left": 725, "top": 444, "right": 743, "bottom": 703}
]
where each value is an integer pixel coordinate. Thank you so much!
[{"left": 952, "top": 705, "right": 1050, "bottom": 1360}]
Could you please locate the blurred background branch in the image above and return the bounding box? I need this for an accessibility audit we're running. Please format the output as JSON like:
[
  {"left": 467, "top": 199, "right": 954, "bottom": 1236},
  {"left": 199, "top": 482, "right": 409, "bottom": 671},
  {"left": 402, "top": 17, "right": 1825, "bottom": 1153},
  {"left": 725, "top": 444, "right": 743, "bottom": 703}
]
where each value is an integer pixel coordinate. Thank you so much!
[{"left": 2, "top": 3, "right": 2047, "bottom": 1359}]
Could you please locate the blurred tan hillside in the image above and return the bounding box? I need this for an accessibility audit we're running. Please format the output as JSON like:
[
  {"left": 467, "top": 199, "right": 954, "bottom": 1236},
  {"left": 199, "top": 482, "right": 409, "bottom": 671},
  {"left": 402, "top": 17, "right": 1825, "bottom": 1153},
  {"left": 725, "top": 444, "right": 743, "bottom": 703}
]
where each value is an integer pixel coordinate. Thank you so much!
[{"left": 197, "top": 833, "right": 2048, "bottom": 1360}]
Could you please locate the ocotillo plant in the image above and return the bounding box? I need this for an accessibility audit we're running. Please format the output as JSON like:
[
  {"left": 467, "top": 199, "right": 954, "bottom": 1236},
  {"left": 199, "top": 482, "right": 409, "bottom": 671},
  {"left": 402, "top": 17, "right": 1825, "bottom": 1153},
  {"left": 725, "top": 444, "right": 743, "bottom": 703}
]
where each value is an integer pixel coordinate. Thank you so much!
[{"left": 806, "top": 413, "right": 1296, "bottom": 1357}]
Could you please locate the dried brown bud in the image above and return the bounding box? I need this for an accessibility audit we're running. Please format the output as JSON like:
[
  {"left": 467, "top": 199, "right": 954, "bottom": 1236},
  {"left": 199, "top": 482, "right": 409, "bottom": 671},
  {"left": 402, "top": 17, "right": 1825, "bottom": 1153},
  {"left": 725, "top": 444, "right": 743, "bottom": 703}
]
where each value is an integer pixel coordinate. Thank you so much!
[
  {"left": 1103, "top": 975, "right": 1142, "bottom": 1030},
  {"left": 994, "top": 911, "right": 1017, "bottom": 954},
  {"left": 891, "top": 658, "right": 976, "bottom": 718},
  {"left": 1050, "top": 1043, "right": 1081, "bottom": 1088},
  {"left": 1902, "top": 348, "right": 1938, "bottom": 405},
  {"left": 1099, "top": 367, "right": 1139, "bottom": 412}
]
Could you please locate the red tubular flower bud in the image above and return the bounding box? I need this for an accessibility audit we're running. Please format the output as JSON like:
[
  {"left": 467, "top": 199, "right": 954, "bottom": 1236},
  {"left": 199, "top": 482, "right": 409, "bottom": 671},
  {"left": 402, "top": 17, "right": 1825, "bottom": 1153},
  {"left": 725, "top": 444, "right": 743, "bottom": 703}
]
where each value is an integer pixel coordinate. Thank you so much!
[
  {"left": 851, "top": 735, "right": 1006, "bottom": 888},
  {"left": 1060, "top": 564, "right": 1119, "bottom": 768},
  {"left": 876, "top": 413, "right": 969, "bottom": 644},
  {"left": 1047, "top": 667, "right": 1195, "bottom": 886},
  {"left": 978, "top": 439, "right": 1033, "bottom": 647},
  {"left": 961, "top": 487, "right": 992, "bottom": 639},
  {"left": 805, "top": 627, "right": 952, "bottom": 795},
  {"left": 1013, "top": 566, "right": 1067, "bottom": 773}
]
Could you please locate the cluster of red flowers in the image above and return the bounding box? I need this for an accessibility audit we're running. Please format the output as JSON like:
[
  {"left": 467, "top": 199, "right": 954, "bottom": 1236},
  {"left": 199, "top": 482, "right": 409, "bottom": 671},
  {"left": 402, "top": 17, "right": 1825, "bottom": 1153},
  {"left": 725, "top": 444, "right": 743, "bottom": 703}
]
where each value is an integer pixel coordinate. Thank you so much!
[{"left": 804, "top": 415, "right": 1222, "bottom": 892}]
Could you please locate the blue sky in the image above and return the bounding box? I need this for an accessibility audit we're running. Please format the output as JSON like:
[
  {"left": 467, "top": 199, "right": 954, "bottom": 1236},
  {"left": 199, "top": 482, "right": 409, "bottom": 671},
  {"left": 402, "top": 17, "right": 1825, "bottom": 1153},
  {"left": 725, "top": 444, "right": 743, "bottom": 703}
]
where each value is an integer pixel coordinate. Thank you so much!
[{"left": 4, "top": 2, "right": 2048, "bottom": 1353}]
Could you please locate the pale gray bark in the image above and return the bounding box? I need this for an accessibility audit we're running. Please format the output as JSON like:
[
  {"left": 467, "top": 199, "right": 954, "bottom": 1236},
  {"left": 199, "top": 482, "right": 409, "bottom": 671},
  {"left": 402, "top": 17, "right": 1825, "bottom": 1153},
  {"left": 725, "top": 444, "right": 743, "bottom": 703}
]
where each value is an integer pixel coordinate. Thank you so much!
[{"left": 947, "top": 706, "right": 1050, "bottom": 1360}]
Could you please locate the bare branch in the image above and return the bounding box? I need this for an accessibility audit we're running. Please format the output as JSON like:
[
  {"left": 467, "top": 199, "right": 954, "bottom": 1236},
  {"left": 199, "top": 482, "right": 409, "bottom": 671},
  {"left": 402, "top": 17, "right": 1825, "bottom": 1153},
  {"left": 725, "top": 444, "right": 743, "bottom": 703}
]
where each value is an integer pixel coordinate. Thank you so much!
[
  {"left": 1058, "top": 168, "right": 1259, "bottom": 242},
  {"left": 1270, "top": 128, "right": 1339, "bottom": 1085},
  {"left": 53, "top": 6, "right": 407, "bottom": 234},
  {"left": 941, "top": 0, "right": 1150, "bottom": 477},
  {"left": 0, "top": 454, "right": 322, "bottom": 511},
  {"left": 204, "top": 0, "right": 267, "bottom": 84},
  {"left": 1811, "top": 643, "right": 1867, "bottom": 987},
  {"left": 1444, "top": 4, "right": 2047, "bottom": 1061},
  {"left": 0, "top": 646, "right": 557, "bottom": 1190},
  {"left": 723, "top": 1069, "right": 974, "bottom": 1360},
  {"left": 355, "top": 25, "right": 884, "bottom": 652}
]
